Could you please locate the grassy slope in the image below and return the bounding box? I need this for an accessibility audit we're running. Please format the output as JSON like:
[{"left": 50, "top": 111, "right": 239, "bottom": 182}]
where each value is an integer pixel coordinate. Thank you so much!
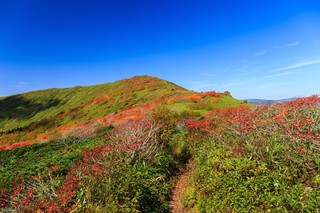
[
  {"left": 0, "top": 75, "right": 250, "bottom": 212},
  {"left": 182, "top": 98, "right": 320, "bottom": 212},
  {"left": 0, "top": 75, "right": 244, "bottom": 146},
  {"left": 0, "top": 75, "right": 184, "bottom": 132},
  {"left": 1, "top": 76, "right": 318, "bottom": 212}
]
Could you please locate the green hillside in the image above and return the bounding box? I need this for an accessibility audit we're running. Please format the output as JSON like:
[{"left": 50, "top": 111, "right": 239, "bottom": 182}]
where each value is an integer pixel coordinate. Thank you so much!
[
  {"left": 0, "top": 75, "right": 184, "bottom": 132},
  {"left": 0, "top": 75, "right": 243, "bottom": 147},
  {"left": 1, "top": 75, "right": 318, "bottom": 212},
  {"left": 0, "top": 75, "right": 245, "bottom": 212}
]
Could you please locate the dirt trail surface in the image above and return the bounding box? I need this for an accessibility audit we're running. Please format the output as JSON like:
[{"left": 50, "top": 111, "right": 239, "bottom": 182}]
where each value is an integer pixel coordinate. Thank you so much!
[{"left": 170, "top": 162, "right": 194, "bottom": 213}]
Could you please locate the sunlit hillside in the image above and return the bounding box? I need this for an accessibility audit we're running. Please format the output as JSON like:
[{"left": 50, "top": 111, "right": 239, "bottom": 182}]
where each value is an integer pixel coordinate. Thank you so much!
[
  {"left": 0, "top": 75, "right": 243, "bottom": 150},
  {"left": 0, "top": 76, "right": 319, "bottom": 212}
]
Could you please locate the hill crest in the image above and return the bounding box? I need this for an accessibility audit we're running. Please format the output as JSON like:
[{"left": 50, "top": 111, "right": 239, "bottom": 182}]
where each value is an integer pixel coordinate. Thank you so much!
[{"left": 0, "top": 75, "right": 243, "bottom": 148}]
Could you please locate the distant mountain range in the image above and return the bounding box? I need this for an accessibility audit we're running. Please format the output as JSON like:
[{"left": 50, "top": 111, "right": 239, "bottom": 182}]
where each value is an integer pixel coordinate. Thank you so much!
[{"left": 246, "top": 97, "right": 297, "bottom": 105}]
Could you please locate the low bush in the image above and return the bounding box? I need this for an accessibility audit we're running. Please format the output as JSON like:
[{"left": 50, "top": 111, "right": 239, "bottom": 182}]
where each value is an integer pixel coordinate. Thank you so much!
[
  {"left": 183, "top": 96, "right": 320, "bottom": 212},
  {"left": 0, "top": 109, "right": 187, "bottom": 212}
]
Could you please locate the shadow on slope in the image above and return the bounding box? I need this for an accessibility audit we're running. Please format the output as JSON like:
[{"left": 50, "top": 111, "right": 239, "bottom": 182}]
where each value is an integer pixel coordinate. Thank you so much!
[{"left": 0, "top": 95, "right": 61, "bottom": 120}]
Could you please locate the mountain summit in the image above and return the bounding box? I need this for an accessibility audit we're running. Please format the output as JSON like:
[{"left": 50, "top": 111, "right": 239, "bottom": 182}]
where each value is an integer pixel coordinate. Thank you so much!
[
  {"left": 0, "top": 76, "right": 319, "bottom": 212},
  {"left": 0, "top": 75, "right": 242, "bottom": 147}
]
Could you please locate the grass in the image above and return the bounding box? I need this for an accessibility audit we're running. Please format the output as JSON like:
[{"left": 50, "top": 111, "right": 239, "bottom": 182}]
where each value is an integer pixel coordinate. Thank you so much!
[
  {"left": 0, "top": 136, "right": 101, "bottom": 185},
  {"left": 1, "top": 96, "right": 319, "bottom": 211},
  {"left": 0, "top": 76, "right": 185, "bottom": 133},
  {"left": 3, "top": 75, "right": 299, "bottom": 212},
  {"left": 212, "top": 95, "right": 246, "bottom": 108},
  {"left": 0, "top": 109, "right": 189, "bottom": 212},
  {"left": 182, "top": 98, "right": 320, "bottom": 212},
  {"left": 0, "top": 75, "right": 243, "bottom": 147}
]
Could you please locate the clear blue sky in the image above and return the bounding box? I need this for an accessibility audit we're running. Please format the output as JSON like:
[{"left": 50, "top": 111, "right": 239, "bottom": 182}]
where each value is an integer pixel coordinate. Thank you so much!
[{"left": 1, "top": 0, "right": 320, "bottom": 99}]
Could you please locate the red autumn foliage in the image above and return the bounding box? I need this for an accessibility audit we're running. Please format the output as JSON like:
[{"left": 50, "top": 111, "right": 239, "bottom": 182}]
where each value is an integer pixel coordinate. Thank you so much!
[
  {"left": 1, "top": 93, "right": 319, "bottom": 211},
  {"left": 167, "top": 93, "right": 204, "bottom": 103},
  {"left": 185, "top": 119, "right": 212, "bottom": 133},
  {"left": 0, "top": 141, "right": 31, "bottom": 151},
  {"left": 203, "top": 91, "right": 221, "bottom": 97},
  {"left": 58, "top": 172, "right": 78, "bottom": 206},
  {"left": 186, "top": 95, "right": 320, "bottom": 147}
]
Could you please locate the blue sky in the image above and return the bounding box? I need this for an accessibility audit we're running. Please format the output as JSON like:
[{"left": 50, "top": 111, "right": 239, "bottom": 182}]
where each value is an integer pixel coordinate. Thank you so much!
[{"left": 0, "top": 0, "right": 320, "bottom": 99}]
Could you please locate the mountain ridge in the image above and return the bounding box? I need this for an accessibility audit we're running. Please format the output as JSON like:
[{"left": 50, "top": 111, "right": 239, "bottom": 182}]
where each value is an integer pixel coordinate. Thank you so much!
[
  {"left": 246, "top": 97, "right": 298, "bottom": 104},
  {"left": 0, "top": 75, "right": 319, "bottom": 212},
  {"left": 0, "top": 75, "right": 243, "bottom": 147}
]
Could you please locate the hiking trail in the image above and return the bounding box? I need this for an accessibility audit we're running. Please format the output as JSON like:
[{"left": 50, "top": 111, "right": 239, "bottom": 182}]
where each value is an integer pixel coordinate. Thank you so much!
[{"left": 170, "top": 162, "right": 194, "bottom": 213}]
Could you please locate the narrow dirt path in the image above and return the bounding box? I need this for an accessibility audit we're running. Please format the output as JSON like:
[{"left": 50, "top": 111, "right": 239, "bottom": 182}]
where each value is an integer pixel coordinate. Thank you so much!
[{"left": 170, "top": 162, "right": 194, "bottom": 213}]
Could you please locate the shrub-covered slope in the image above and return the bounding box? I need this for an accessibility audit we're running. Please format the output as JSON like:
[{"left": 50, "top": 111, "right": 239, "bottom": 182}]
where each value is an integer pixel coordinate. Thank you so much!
[
  {"left": 0, "top": 75, "right": 242, "bottom": 148},
  {"left": 0, "top": 75, "right": 184, "bottom": 133},
  {"left": 0, "top": 75, "right": 244, "bottom": 212},
  {"left": 182, "top": 95, "right": 320, "bottom": 212},
  {"left": 2, "top": 75, "right": 318, "bottom": 212}
]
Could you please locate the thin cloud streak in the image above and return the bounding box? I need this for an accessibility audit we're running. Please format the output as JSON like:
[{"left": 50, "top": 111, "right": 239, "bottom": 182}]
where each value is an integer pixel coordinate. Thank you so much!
[
  {"left": 14, "top": 81, "right": 28, "bottom": 88},
  {"left": 257, "top": 82, "right": 289, "bottom": 89},
  {"left": 200, "top": 72, "right": 216, "bottom": 77},
  {"left": 266, "top": 71, "right": 298, "bottom": 78},
  {"left": 189, "top": 81, "right": 216, "bottom": 91},
  {"left": 221, "top": 80, "right": 249, "bottom": 88},
  {"left": 190, "top": 84, "right": 215, "bottom": 91},
  {"left": 255, "top": 50, "right": 267, "bottom": 57},
  {"left": 273, "top": 41, "right": 300, "bottom": 49},
  {"left": 270, "top": 59, "right": 320, "bottom": 73},
  {"left": 17, "top": 82, "right": 28, "bottom": 85}
]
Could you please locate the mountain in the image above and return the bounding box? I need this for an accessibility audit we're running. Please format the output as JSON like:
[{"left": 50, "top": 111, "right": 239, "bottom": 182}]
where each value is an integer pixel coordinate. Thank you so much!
[
  {"left": 0, "top": 75, "right": 183, "bottom": 132},
  {"left": 0, "top": 75, "right": 244, "bottom": 148},
  {"left": 0, "top": 75, "right": 246, "bottom": 211},
  {"left": 0, "top": 75, "right": 319, "bottom": 212},
  {"left": 246, "top": 97, "right": 297, "bottom": 105}
]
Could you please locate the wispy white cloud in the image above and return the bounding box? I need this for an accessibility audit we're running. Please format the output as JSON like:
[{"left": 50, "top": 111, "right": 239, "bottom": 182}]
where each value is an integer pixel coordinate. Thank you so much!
[
  {"left": 265, "top": 71, "right": 298, "bottom": 78},
  {"left": 189, "top": 81, "right": 215, "bottom": 91},
  {"left": 234, "top": 65, "right": 249, "bottom": 72},
  {"left": 236, "top": 70, "right": 260, "bottom": 76},
  {"left": 273, "top": 41, "right": 300, "bottom": 49},
  {"left": 255, "top": 50, "right": 267, "bottom": 57},
  {"left": 270, "top": 59, "right": 320, "bottom": 73},
  {"left": 221, "top": 80, "right": 249, "bottom": 88},
  {"left": 200, "top": 72, "right": 216, "bottom": 77},
  {"left": 225, "top": 63, "right": 250, "bottom": 75},
  {"left": 257, "top": 82, "right": 290, "bottom": 89},
  {"left": 191, "top": 81, "right": 204, "bottom": 85},
  {"left": 17, "top": 82, "right": 27, "bottom": 85},
  {"left": 14, "top": 82, "right": 28, "bottom": 88}
]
